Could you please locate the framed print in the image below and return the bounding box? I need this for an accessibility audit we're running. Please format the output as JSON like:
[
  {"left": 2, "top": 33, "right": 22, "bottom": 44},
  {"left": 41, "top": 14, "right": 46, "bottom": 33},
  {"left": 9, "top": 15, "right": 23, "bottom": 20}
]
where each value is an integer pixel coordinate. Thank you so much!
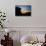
[{"left": 15, "top": 5, "right": 32, "bottom": 16}]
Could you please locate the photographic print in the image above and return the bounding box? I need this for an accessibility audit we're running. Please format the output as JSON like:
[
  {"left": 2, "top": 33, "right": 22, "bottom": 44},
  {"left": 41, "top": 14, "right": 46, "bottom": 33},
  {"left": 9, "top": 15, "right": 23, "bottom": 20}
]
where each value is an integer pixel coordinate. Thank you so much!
[{"left": 15, "top": 5, "right": 32, "bottom": 16}]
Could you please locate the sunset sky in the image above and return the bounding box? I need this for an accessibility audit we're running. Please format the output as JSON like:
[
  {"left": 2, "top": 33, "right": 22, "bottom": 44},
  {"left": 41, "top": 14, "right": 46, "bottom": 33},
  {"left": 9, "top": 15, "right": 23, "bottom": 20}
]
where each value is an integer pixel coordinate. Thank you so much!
[{"left": 16, "top": 5, "right": 31, "bottom": 14}]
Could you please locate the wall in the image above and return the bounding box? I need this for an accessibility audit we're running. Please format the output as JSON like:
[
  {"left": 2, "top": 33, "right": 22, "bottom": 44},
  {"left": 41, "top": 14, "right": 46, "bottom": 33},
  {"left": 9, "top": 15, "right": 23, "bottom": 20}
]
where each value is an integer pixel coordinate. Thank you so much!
[{"left": 0, "top": 0, "right": 46, "bottom": 27}]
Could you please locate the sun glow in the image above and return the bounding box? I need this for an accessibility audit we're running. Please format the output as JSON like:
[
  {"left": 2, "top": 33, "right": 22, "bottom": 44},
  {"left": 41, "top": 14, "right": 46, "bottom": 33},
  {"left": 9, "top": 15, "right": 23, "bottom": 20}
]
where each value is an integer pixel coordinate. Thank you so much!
[{"left": 21, "top": 9, "right": 30, "bottom": 14}]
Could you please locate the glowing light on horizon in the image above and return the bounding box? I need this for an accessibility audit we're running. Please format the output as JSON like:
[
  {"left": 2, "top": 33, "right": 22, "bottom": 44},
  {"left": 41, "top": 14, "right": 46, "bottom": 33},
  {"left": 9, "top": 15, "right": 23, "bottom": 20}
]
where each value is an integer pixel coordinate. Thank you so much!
[{"left": 21, "top": 9, "right": 30, "bottom": 14}]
